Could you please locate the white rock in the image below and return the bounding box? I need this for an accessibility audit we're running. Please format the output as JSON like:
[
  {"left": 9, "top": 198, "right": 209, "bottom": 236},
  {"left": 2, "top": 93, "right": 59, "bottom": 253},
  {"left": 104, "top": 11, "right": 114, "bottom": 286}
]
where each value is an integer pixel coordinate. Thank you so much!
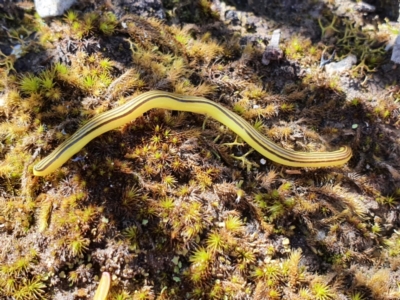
[
  {"left": 262, "top": 29, "right": 283, "bottom": 65},
  {"left": 34, "top": 0, "right": 77, "bottom": 18},
  {"left": 11, "top": 44, "right": 23, "bottom": 58},
  {"left": 325, "top": 54, "right": 357, "bottom": 75},
  {"left": 354, "top": 2, "right": 376, "bottom": 13},
  {"left": 390, "top": 35, "right": 400, "bottom": 64}
]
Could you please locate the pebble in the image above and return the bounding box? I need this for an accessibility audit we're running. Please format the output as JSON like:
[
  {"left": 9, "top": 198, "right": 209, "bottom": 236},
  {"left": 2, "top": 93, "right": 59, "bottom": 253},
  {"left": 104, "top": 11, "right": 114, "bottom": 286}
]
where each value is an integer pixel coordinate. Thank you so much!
[
  {"left": 354, "top": 2, "right": 376, "bottom": 13},
  {"left": 325, "top": 54, "right": 357, "bottom": 75},
  {"left": 34, "top": 0, "right": 76, "bottom": 18},
  {"left": 225, "top": 10, "right": 241, "bottom": 26},
  {"left": 11, "top": 44, "right": 23, "bottom": 58},
  {"left": 262, "top": 29, "right": 283, "bottom": 65},
  {"left": 390, "top": 35, "right": 400, "bottom": 64}
]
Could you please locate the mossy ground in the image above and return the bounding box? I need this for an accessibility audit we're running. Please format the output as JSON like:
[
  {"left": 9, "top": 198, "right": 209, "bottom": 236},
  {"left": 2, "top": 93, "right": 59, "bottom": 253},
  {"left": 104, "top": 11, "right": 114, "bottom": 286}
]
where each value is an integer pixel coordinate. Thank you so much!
[{"left": 0, "top": 0, "right": 400, "bottom": 299}]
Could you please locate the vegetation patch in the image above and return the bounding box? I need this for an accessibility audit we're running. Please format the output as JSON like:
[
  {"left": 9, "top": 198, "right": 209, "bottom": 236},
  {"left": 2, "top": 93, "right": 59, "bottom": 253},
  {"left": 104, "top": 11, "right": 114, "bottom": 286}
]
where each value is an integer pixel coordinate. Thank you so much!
[{"left": 0, "top": 0, "right": 399, "bottom": 299}]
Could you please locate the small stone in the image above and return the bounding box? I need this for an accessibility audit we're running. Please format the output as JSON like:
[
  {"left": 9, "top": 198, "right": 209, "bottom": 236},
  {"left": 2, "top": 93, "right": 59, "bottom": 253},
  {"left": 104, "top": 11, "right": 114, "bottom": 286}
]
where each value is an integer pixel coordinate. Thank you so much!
[
  {"left": 34, "top": 0, "right": 77, "bottom": 18},
  {"left": 11, "top": 45, "right": 23, "bottom": 58},
  {"left": 390, "top": 35, "right": 400, "bottom": 64},
  {"left": 225, "top": 10, "right": 241, "bottom": 26},
  {"left": 262, "top": 29, "right": 283, "bottom": 65},
  {"left": 325, "top": 54, "right": 357, "bottom": 75},
  {"left": 354, "top": 2, "right": 376, "bottom": 13},
  {"left": 315, "top": 230, "right": 326, "bottom": 241}
]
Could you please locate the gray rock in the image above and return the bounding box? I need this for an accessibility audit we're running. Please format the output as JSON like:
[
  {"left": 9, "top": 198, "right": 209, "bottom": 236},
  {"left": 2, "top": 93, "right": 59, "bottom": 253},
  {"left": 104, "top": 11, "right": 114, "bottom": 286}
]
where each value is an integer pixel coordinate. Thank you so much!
[
  {"left": 34, "top": 0, "right": 76, "bottom": 18},
  {"left": 262, "top": 29, "right": 283, "bottom": 65},
  {"left": 354, "top": 2, "right": 376, "bottom": 13},
  {"left": 225, "top": 10, "right": 241, "bottom": 26},
  {"left": 390, "top": 34, "right": 400, "bottom": 64},
  {"left": 325, "top": 54, "right": 357, "bottom": 75},
  {"left": 112, "top": 0, "right": 165, "bottom": 19}
]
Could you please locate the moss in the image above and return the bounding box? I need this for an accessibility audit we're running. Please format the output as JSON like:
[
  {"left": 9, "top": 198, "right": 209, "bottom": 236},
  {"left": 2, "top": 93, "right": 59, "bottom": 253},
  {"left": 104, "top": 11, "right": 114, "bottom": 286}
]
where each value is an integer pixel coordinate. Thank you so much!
[{"left": 0, "top": 2, "right": 399, "bottom": 299}]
